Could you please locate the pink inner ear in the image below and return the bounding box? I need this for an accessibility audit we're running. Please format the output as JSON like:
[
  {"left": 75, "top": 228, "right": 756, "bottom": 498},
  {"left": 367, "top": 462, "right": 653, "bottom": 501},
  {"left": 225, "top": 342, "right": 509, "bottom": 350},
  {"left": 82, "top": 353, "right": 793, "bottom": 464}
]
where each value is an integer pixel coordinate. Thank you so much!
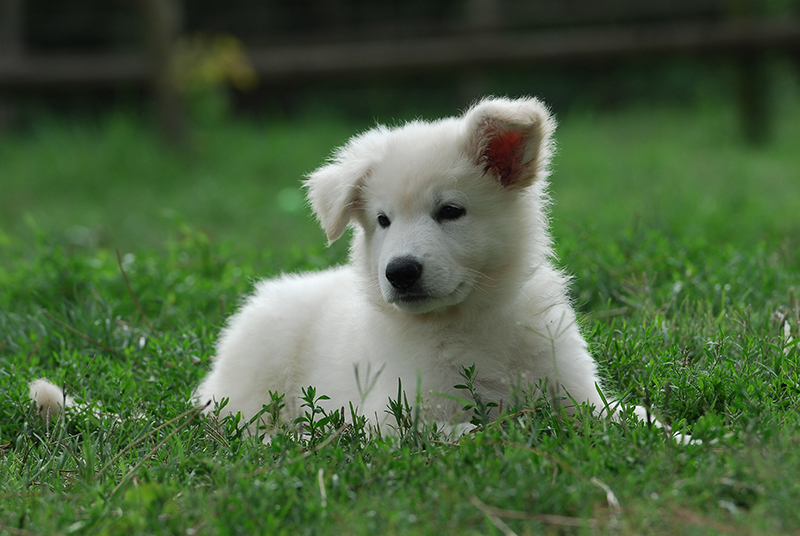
[{"left": 483, "top": 129, "right": 526, "bottom": 187}]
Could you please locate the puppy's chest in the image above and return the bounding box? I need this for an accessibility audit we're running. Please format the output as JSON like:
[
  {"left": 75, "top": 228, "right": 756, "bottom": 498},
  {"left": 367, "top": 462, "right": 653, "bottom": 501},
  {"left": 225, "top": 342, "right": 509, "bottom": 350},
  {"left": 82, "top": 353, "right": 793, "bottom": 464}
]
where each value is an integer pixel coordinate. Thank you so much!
[
  {"left": 419, "top": 324, "right": 525, "bottom": 369},
  {"left": 409, "top": 329, "right": 529, "bottom": 400}
]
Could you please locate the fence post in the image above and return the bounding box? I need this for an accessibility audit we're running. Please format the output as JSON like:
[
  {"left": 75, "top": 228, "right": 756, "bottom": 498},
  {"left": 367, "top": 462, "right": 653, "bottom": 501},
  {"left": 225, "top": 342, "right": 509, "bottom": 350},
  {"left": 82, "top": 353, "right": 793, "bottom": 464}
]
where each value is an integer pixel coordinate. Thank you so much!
[
  {"left": 0, "top": 0, "right": 24, "bottom": 128},
  {"left": 137, "top": 0, "right": 186, "bottom": 146},
  {"left": 459, "top": 0, "right": 500, "bottom": 103},
  {"left": 727, "top": 1, "right": 773, "bottom": 145},
  {"left": 736, "top": 52, "right": 771, "bottom": 145}
]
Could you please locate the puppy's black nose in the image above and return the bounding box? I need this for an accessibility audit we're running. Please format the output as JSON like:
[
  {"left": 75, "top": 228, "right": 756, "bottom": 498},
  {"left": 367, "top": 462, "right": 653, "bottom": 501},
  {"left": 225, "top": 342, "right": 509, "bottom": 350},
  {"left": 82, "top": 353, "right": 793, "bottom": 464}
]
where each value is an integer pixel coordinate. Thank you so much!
[{"left": 385, "top": 257, "right": 423, "bottom": 291}]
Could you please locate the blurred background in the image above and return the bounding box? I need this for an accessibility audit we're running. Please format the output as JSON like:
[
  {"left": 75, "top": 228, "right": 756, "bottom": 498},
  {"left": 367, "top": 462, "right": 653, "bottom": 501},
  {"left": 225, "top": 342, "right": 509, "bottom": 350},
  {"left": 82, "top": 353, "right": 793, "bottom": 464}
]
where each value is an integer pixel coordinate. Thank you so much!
[{"left": 1, "top": 0, "right": 799, "bottom": 257}]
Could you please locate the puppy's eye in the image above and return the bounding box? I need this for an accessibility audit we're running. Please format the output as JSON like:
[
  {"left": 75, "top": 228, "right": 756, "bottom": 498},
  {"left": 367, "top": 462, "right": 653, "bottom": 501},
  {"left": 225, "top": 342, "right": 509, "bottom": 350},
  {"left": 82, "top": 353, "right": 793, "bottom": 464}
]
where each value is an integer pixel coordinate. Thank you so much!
[
  {"left": 436, "top": 205, "right": 465, "bottom": 222},
  {"left": 377, "top": 214, "right": 391, "bottom": 228}
]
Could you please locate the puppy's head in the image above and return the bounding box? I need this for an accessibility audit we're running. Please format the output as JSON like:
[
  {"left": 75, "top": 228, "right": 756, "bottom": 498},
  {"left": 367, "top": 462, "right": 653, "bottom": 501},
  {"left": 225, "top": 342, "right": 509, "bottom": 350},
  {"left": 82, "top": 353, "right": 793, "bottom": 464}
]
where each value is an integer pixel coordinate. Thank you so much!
[{"left": 305, "top": 97, "right": 556, "bottom": 314}]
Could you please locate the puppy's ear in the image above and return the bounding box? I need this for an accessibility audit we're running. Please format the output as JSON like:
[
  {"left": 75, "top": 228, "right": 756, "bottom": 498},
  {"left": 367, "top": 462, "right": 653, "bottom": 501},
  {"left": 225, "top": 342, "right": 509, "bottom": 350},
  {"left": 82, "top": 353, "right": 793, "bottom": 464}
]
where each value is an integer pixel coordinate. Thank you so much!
[
  {"left": 465, "top": 97, "right": 556, "bottom": 189},
  {"left": 305, "top": 126, "right": 389, "bottom": 243}
]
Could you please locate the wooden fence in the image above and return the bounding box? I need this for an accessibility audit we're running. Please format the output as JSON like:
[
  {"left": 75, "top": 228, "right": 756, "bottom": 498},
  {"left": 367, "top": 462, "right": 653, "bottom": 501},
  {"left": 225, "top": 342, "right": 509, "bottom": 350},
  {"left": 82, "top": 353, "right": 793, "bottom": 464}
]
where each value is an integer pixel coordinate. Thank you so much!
[{"left": 1, "top": 0, "right": 799, "bottom": 142}]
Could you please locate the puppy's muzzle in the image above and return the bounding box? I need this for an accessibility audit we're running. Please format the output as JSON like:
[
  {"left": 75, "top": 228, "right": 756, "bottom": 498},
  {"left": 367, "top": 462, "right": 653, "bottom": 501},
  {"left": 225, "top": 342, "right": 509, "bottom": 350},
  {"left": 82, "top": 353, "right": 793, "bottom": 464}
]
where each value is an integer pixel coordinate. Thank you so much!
[{"left": 385, "top": 256, "right": 423, "bottom": 292}]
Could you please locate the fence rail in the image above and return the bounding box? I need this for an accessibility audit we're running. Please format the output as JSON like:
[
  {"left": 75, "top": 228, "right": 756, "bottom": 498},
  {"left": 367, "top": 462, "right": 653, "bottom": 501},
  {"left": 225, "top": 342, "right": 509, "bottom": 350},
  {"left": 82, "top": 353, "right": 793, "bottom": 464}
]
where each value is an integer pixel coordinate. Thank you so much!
[
  {"left": 1, "top": 0, "right": 799, "bottom": 144},
  {"left": 1, "top": 18, "right": 799, "bottom": 89}
]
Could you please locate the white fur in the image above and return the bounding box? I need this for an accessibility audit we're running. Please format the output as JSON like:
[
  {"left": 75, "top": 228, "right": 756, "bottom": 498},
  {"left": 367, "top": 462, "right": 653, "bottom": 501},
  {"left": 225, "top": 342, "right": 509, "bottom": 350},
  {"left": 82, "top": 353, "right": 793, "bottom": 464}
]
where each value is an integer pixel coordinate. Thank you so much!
[
  {"left": 193, "top": 96, "right": 655, "bottom": 432},
  {"left": 29, "top": 378, "right": 74, "bottom": 420}
]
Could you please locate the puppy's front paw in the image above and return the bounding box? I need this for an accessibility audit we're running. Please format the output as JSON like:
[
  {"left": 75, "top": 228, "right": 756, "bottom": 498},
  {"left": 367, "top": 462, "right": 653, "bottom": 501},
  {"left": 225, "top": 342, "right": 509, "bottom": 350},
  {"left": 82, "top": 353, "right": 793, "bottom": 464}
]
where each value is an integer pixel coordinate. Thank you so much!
[{"left": 632, "top": 405, "right": 701, "bottom": 445}]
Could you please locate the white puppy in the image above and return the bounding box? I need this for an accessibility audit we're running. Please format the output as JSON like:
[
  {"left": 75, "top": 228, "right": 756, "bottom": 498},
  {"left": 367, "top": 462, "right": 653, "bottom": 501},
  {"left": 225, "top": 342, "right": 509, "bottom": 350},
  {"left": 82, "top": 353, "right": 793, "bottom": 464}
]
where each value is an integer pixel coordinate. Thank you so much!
[{"left": 193, "top": 96, "right": 656, "bottom": 433}]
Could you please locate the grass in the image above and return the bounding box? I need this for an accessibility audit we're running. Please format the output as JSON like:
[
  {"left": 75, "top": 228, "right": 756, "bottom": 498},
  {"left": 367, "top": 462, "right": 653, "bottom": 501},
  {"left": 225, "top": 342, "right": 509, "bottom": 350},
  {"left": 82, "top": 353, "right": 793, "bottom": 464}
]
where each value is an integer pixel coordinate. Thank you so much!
[
  {"left": 1, "top": 75, "right": 800, "bottom": 534},
  {"left": 3, "top": 69, "right": 800, "bottom": 253}
]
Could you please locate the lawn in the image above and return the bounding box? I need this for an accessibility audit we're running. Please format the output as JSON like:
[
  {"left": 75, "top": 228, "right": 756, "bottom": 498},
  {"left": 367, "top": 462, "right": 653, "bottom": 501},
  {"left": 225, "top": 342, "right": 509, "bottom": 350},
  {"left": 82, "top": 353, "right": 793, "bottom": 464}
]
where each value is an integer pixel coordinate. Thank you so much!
[{"left": 1, "top": 74, "right": 800, "bottom": 534}]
